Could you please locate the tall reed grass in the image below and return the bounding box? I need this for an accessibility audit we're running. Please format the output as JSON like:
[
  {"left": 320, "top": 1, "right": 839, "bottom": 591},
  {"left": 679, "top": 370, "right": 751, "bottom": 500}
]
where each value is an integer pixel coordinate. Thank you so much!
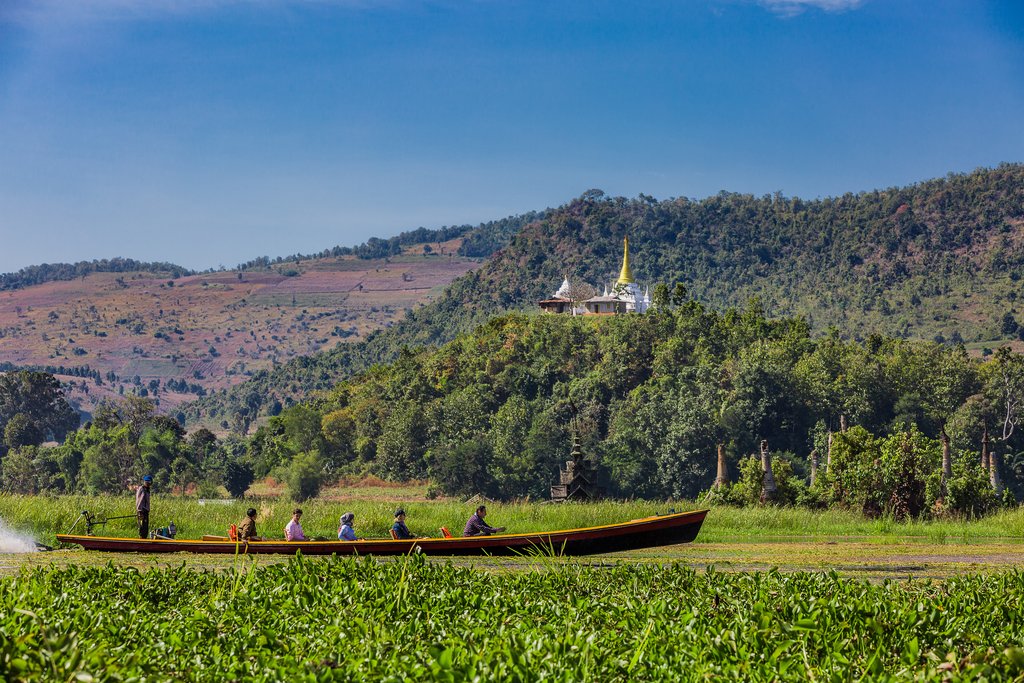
[{"left": 1, "top": 494, "right": 1021, "bottom": 546}]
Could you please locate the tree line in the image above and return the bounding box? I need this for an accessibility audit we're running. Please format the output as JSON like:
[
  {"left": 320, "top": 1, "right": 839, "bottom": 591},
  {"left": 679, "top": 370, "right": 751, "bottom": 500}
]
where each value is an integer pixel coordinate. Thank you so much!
[
  {"left": 4, "top": 299, "right": 1024, "bottom": 517},
  {"left": 0, "top": 258, "right": 193, "bottom": 292},
  {"left": 15, "top": 300, "right": 1019, "bottom": 516}
]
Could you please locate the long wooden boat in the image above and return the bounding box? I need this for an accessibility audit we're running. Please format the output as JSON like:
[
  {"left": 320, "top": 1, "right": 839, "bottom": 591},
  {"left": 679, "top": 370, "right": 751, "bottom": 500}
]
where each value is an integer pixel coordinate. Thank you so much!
[{"left": 56, "top": 509, "right": 707, "bottom": 557}]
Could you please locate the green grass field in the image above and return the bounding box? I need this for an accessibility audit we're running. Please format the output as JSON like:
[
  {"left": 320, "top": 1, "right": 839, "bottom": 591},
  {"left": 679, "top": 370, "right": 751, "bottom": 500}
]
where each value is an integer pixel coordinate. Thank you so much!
[{"left": 4, "top": 494, "right": 1024, "bottom": 546}]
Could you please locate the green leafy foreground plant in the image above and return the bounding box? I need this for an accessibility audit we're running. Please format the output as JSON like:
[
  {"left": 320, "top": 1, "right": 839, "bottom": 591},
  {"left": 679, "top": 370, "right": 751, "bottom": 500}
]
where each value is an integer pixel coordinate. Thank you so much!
[{"left": 1, "top": 558, "right": 1023, "bottom": 681}]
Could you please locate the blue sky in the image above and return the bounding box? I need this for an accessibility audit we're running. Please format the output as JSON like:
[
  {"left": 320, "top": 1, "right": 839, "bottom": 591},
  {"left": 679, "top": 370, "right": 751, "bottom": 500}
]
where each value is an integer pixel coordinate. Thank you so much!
[{"left": 1, "top": 0, "right": 1022, "bottom": 272}]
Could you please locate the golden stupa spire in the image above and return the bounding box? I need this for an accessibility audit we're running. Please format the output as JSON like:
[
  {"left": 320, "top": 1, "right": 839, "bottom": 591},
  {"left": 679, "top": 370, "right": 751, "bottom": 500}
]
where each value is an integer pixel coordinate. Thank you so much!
[{"left": 616, "top": 236, "right": 634, "bottom": 285}]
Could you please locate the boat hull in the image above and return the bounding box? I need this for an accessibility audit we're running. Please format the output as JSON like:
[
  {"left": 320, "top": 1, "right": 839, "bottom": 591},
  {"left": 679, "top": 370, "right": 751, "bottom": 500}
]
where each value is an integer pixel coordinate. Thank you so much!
[{"left": 56, "top": 509, "right": 707, "bottom": 557}]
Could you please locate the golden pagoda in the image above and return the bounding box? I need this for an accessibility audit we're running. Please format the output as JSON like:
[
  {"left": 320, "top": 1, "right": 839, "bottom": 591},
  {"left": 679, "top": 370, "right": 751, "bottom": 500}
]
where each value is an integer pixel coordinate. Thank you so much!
[{"left": 616, "top": 236, "right": 634, "bottom": 285}]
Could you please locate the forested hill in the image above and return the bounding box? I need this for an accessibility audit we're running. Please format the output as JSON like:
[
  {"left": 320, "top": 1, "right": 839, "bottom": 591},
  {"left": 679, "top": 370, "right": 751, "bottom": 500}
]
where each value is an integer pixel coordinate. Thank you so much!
[
  {"left": 0, "top": 259, "right": 193, "bottom": 292},
  {"left": 185, "top": 164, "right": 1024, "bottom": 428}
]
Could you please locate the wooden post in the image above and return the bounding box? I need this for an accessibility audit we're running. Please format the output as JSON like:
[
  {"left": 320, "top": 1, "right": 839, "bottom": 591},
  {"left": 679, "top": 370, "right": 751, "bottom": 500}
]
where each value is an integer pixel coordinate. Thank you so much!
[
  {"left": 760, "top": 440, "right": 777, "bottom": 503},
  {"left": 714, "top": 443, "right": 728, "bottom": 489},
  {"left": 809, "top": 449, "right": 819, "bottom": 488}
]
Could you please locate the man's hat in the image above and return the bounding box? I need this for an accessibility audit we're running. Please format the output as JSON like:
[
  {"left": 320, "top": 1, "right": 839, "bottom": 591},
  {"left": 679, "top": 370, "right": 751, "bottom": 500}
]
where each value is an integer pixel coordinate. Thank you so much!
[
  {"left": 394, "top": 508, "right": 406, "bottom": 517},
  {"left": 142, "top": 475, "right": 153, "bottom": 482}
]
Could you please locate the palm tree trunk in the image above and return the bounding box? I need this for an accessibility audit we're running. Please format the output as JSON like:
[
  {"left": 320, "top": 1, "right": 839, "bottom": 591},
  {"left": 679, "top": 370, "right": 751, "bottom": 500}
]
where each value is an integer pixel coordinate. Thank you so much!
[{"left": 760, "top": 439, "right": 777, "bottom": 503}]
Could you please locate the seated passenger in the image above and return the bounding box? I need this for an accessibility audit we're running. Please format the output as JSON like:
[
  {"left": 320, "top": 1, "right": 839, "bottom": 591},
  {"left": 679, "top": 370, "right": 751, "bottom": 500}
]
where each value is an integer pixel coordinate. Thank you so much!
[
  {"left": 463, "top": 505, "right": 505, "bottom": 537},
  {"left": 284, "top": 508, "right": 307, "bottom": 541},
  {"left": 392, "top": 508, "right": 415, "bottom": 539},
  {"left": 238, "top": 508, "right": 262, "bottom": 541},
  {"left": 338, "top": 512, "right": 358, "bottom": 541}
]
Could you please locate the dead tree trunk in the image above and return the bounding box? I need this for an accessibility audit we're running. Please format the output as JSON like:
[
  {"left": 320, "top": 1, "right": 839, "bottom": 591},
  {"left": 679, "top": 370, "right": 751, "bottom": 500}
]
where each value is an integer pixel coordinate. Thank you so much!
[
  {"left": 939, "top": 428, "right": 952, "bottom": 502},
  {"left": 809, "top": 449, "right": 819, "bottom": 488},
  {"left": 839, "top": 414, "right": 848, "bottom": 432},
  {"left": 714, "top": 443, "right": 728, "bottom": 489},
  {"left": 826, "top": 431, "right": 833, "bottom": 471},
  {"left": 990, "top": 450, "right": 1004, "bottom": 496},
  {"left": 760, "top": 439, "right": 777, "bottom": 503},
  {"left": 981, "top": 426, "right": 990, "bottom": 471}
]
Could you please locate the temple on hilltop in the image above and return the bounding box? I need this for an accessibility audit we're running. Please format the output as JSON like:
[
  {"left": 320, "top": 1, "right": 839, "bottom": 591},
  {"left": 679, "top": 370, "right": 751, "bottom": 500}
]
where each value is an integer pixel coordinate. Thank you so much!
[{"left": 538, "top": 236, "right": 651, "bottom": 315}]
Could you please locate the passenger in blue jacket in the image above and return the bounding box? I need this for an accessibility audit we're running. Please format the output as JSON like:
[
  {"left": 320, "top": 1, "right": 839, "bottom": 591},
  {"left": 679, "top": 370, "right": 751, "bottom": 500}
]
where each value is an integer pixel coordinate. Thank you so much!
[{"left": 338, "top": 512, "right": 358, "bottom": 541}]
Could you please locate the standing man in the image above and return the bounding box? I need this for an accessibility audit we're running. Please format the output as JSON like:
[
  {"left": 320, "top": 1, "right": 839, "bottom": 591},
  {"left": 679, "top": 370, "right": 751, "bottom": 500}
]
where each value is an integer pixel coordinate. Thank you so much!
[
  {"left": 463, "top": 505, "right": 505, "bottom": 537},
  {"left": 136, "top": 475, "right": 152, "bottom": 539}
]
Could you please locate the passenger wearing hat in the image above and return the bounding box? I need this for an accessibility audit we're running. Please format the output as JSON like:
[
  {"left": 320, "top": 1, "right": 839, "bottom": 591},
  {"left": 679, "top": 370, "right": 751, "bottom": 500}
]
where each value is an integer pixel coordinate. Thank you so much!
[
  {"left": 337, "top": 512, "right": 358, "bottom": 541},
  {"left": 136, "top": 475, "right": 152, "bottom": 539},
  {"left": 391, "top": 508, "right": 415, "bottom": 539}
]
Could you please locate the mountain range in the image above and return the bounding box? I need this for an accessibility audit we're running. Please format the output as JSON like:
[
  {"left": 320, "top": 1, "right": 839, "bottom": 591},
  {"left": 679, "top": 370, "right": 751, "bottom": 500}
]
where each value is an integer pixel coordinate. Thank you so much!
[{"left": 1, "top": 165, "right": 1022, "bottom": 429}]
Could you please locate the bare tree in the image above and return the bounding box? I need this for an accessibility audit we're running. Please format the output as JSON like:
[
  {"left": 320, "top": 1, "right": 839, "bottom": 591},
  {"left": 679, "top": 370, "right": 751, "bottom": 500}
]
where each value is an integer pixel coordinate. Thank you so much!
[
  {"left": 760, "top": 439, "right": 777, "bottom": 503},
  {"left": 562, "top": 279, "right": 596, "bottom": 316},
  {"left": 989, "top": 347, "right": 1024, "bottom": 493},
  {"left": 939, "top": 428, "right": 952, "bottom": 502},
  {"left": 714, "top": 443, "right": 728, "bottom": 489}
]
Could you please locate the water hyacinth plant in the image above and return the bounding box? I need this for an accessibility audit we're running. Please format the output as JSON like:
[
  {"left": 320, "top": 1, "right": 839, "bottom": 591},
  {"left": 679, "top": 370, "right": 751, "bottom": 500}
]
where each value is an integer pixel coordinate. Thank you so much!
[{"left": 1, "top": 557, "right": 1024, "bottom": 681}]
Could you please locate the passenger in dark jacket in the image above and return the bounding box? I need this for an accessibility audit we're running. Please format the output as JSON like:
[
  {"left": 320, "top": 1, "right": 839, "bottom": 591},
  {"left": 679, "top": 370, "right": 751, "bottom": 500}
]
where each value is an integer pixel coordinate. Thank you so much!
[
  {"left": 463, "top": 505, "right": 505, "bottom": 537},
  {"left": 392, "top": 508, "right": 415, "bottom": 539}
]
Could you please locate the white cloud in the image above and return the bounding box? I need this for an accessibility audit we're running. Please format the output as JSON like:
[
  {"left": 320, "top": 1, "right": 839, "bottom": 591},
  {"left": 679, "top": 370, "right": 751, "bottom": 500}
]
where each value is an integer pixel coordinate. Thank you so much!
[{"left": 758, "top": 0, "right": 864, "bottom": 17}]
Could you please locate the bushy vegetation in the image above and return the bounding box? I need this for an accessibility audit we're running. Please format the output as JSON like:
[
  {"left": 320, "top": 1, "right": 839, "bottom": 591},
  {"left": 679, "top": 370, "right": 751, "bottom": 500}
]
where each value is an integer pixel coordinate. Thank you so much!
[
  {"left": 6, "top": 299, "right": 1024, "bottom": 521},
  {"left": 2, "top": 558, "right": 1024, "bottom": 681},
  {"left": 0, "top": 258, "right": 191, "bottom": 291},
  {"left": 188, "top": 164, "right": 1024, "bottom": 424},
  {"left": 241, "top": 305, "right": 1022, "bottom": 517}
]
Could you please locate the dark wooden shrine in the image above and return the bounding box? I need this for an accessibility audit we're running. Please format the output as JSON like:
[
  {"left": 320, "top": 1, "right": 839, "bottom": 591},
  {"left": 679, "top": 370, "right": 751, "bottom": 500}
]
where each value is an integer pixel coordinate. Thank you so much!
[{"left": 551, "top": 434, "right": 605, "bottom": 502}]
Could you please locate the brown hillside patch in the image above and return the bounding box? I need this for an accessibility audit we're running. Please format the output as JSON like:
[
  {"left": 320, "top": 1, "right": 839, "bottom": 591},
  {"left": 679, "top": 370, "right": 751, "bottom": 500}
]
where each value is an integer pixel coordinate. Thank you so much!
[{"left": 0, "top": 250, "right": 479, "bottom": 416}]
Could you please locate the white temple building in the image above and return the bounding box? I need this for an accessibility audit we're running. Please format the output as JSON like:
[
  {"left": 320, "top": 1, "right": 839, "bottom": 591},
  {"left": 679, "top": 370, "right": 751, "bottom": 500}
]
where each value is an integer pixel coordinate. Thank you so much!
[{"left": 539, "top": 236, "right": 651, "bottom": 316}]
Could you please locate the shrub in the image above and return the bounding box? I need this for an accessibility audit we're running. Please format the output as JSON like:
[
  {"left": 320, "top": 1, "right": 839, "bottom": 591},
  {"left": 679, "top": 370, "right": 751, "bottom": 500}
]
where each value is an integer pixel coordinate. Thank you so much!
[{"left": 283, "top": 451, "right": 326, "bottom": 502}]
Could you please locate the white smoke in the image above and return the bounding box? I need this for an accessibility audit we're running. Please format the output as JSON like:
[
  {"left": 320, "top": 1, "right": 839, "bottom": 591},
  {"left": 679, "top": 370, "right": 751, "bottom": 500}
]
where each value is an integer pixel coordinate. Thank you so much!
[{"left": 0, "top": 518, "right": 39, "bottom": 553}]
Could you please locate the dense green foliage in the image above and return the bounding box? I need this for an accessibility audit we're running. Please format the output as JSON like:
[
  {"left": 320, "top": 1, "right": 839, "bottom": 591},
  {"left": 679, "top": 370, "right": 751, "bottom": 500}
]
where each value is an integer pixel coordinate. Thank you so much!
[
  {"left": 235, "top": 306, "right": 1022, "bottom": 515},
  {"left": 3, "top": 558, "right": 1024, "bottom": 681},
  {"left": 12, "top": 301, "right": 1024, "bottom": 520},
  {"left": 0, "top": 258, "right": 192, "bottom": 291},
  {"left": 0, "top": 395, "right": 241, "bottom": 497},
  {"left": 187, "top": 164, "right": 1024, "bottom": 424},
  {"left": 0, "top": 371, "right": 79, "bottom": 449}
]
